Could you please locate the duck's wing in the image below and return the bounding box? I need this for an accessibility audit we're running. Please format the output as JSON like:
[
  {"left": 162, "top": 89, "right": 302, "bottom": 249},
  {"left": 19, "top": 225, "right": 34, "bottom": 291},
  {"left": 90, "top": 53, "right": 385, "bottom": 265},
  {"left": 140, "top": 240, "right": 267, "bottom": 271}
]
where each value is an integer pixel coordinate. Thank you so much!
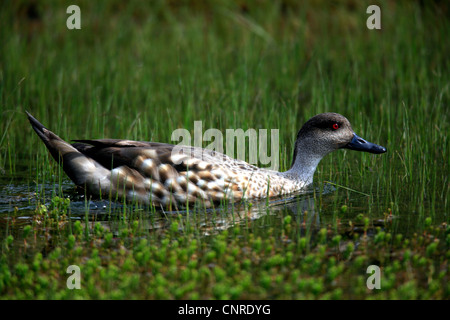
[
  {"left": 72, "top": 138, "right": 260, "bottom": 174},
  {"left": 70, "top": 139, "right": 251, "bottom": 204},
  {"left": 72, "top": 139, "right": 227, "bottom": 175},
  {"left": 72, "top": 139, "right": 175, "bottom": 170}
]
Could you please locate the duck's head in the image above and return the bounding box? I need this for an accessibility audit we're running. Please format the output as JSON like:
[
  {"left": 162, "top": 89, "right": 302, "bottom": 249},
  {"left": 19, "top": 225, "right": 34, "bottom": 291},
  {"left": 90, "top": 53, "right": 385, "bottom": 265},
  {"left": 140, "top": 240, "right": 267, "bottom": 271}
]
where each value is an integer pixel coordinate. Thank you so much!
[
  {"left": 289, "top": 113, "right": 386, "bottom": 180},
  {"left": 295, "top": 112, "right": 386, "bottom": 156}
]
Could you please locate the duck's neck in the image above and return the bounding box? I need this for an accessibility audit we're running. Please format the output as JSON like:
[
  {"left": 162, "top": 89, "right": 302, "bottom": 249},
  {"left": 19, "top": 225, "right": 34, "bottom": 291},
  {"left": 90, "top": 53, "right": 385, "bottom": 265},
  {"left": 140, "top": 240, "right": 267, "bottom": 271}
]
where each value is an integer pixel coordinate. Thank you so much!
[{"left": 281, "top": 139, "right": 325, "bottom": 185}]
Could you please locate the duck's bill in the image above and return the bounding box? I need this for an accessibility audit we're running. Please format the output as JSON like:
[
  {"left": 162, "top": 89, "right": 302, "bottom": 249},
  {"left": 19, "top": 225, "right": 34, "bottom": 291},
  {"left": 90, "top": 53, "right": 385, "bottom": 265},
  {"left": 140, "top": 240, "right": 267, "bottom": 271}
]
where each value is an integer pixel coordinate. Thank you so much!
[{"left": 344, "top": 133, "right": 387, "bottom": 154}]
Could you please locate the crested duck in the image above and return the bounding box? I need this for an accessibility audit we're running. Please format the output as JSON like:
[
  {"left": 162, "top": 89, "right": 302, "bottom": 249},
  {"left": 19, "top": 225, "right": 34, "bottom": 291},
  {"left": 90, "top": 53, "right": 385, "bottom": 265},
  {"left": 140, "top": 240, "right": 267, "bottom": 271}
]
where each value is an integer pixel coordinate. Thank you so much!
[{"left": 26, "top": 112, "right": 386, "bottom": 208}]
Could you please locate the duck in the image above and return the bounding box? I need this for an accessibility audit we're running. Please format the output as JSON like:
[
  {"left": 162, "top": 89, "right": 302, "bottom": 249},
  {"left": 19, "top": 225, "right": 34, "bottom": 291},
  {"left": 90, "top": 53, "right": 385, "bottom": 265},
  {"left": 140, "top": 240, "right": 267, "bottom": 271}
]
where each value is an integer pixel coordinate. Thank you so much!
[{"left": 26, "top": 111, "right": 386, "bottom": 208}]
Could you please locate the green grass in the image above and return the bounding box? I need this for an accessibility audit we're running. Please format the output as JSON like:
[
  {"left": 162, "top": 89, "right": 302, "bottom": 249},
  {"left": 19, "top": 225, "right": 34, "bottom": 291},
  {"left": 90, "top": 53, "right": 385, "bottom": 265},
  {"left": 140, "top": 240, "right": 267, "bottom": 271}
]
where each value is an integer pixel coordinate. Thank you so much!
[{"left": 0, "top": 0, "right": 449, "bottom": 299}]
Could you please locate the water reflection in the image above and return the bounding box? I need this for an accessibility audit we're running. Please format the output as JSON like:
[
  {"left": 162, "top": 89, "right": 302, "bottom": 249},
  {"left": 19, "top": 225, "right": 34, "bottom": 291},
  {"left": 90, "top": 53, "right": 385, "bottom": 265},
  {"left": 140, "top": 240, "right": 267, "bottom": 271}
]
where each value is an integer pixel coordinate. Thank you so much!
[{"left": 63, "top": 187, "right": 329, "bottom": 239}]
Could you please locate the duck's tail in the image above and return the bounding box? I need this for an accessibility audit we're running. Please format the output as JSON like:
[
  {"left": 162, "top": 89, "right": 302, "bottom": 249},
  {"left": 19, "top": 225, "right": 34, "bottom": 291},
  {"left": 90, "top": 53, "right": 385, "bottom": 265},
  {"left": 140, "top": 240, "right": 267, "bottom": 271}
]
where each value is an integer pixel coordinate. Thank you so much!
[{"left": 26, "top": 111, "right": 109, "bottom": 188}]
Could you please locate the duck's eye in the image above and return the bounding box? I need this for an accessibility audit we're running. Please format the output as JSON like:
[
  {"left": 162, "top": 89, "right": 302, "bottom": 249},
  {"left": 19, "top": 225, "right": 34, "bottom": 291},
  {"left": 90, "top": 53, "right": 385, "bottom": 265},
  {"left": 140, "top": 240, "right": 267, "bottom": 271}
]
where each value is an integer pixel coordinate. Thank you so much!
[{"left": 332, "top": 123, "right": 339, "bottom": 130}]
